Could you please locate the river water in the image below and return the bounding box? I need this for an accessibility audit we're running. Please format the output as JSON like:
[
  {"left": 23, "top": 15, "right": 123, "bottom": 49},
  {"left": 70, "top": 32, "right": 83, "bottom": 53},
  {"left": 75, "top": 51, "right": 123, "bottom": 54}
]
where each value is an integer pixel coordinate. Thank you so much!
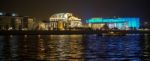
[{"left": 0, "top": 34, "right": 149, "bottom": 61}]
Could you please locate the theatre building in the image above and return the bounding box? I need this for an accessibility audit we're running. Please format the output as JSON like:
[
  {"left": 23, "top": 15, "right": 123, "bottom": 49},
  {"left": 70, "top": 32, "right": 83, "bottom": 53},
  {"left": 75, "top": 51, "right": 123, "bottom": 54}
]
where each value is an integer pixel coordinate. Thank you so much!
[{"left": 49, "top": 13, "right": 82, "bottom": 30}]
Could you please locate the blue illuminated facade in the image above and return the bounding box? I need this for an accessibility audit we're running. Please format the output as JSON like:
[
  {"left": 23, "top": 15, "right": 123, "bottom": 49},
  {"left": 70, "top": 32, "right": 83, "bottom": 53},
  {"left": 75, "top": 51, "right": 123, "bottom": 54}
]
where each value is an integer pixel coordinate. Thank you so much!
[{"left": 86, "top": 18, "right": 140, "bottom": 29}]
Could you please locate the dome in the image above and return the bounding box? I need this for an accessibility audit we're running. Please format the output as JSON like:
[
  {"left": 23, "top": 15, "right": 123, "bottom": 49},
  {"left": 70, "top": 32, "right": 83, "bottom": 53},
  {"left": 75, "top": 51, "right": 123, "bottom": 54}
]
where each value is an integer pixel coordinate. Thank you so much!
[
  {"left": 49, "top": 13, "right": 81, "bottom": 21},
  {"left": 68, "top": 16, "right": 81, "bottom": 21},
  {"left": 49, "top": 13, "right": 73, "bottom": 21}
]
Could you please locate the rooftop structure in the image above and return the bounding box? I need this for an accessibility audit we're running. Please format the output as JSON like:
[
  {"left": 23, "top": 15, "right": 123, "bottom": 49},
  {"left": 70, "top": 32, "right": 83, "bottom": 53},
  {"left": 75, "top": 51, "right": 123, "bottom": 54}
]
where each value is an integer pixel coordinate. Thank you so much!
[{"left": 50, "top": 13, "right": 81, "bottom": 21}]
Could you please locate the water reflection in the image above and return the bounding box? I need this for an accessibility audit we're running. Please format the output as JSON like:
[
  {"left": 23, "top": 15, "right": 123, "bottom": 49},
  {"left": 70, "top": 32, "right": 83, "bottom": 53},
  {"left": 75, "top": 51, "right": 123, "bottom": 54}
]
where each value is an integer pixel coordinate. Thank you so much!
[
  {"left": 46, "top": 35, "right": 83, "bottom": 61},
  {"left": 84, "top": 34, "right": 141, "bottom": 61},
  {"left": 141, "top": 34, "right": 150, "bottom": 61},
  {"left": 0, "top": 34, "right": 149, "bottom": 61}
]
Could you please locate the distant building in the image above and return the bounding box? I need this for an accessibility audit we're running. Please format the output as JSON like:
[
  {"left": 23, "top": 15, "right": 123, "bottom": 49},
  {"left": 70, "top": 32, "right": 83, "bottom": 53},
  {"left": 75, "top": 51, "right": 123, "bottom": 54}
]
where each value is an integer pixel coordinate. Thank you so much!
[
  {"left": 22, "top": 16, "right": 35, "bottom": 30},
  {"left": 49, "top": 13, "right": 82, "bottom": 30},
  {"left": 0, "top": 14, "right": 22, "bottom": 30},
  {"left": 86, "top": 17, "right": 140, "bottom": 30},
  {"left": 0, "top": 12, "right": 35, "bottom": 30}
]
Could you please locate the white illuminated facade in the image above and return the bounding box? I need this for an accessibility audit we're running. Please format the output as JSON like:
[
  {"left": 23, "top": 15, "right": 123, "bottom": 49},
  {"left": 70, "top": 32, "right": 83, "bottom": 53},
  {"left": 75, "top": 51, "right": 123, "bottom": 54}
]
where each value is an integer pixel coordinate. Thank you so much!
[{"left": 49, "top": 13, "right": 82, "bottom": 30}]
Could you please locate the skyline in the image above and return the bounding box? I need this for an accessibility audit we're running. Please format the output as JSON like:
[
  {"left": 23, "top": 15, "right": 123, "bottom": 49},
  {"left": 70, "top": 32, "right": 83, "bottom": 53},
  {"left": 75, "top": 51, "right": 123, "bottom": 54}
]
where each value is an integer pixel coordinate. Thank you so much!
[{"left": 0, "top": 0, "right": 150, "bottom": 20}]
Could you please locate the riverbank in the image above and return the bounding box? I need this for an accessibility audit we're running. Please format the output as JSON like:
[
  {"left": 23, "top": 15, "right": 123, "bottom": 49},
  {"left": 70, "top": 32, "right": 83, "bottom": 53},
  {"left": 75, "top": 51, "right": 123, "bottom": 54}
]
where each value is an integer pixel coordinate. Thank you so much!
[{"left": 0, "top": 30, "right": 150, "bottom": 35}]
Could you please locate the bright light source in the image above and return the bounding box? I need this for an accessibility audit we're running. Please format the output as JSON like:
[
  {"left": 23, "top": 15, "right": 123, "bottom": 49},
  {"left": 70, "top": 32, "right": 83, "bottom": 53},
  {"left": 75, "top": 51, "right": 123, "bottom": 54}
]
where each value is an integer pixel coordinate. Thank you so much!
[
  {"left": 12, "top": 13, "right": 17, "bottom": 16},
  {"left": 0, "top": 12, "right": 3, "bottom": 16}
]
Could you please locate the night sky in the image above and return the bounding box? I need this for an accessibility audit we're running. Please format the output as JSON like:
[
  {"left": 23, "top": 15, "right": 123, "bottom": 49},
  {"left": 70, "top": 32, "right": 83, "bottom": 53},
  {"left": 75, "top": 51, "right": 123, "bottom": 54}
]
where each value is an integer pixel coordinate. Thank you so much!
[{"left": 0, "top": 0, "right": 150, "bottom": 20}]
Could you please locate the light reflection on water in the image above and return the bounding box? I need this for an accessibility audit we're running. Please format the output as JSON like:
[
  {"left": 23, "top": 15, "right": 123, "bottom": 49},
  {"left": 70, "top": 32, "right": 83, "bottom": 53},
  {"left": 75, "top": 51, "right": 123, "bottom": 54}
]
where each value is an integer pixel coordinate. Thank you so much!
[
  {"left": 0, "top": 34, "right": 149, "bottom": 61},
  {"left": 84, "top": 34, "right": 141, "bottom": 61},
  {"left": 46, "top": 35, "right": 84, "bottom": 61}
]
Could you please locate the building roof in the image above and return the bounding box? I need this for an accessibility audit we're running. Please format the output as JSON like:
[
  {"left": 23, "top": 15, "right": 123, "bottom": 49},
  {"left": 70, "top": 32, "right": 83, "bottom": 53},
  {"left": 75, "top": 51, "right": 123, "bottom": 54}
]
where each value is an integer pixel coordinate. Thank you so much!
[{"left": 49, "top": 13, "right": 81, "bottom": 21}]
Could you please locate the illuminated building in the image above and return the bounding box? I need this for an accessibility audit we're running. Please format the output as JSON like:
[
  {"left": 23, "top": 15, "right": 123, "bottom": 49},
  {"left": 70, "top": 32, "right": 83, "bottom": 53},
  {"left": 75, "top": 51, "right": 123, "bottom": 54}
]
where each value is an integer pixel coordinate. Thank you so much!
[
  {"left": 0, "top": 12, "right": 35, "bottom": 30},
  {"left": 49, "top": 13, "right": 82, "bottom": 30},
  {"left": 0, "top": 13, "right": 22, "bottom": 30},
  {"left": 22, "top": 16, "right": 35, "bottom": 30},
  {"left": 31, "top": 21, "right": 49, "bottom": 30},
  {"left": 86, "top": 18, "right": 140, "bottom": 30}
]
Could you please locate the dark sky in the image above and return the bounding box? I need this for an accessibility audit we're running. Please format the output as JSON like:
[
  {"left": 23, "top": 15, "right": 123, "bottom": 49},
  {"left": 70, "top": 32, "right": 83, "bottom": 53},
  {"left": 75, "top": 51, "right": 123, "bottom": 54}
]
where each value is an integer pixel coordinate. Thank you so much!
[{"left": 0, "top": 0, "right": 150, "bottom": 20}]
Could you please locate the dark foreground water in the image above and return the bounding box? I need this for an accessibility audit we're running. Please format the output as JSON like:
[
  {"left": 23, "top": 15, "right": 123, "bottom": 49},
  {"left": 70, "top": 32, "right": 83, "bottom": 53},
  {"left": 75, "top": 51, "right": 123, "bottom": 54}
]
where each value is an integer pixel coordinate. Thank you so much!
[{"left": 0, "top": 34, "right": 149, "bottom": 61}]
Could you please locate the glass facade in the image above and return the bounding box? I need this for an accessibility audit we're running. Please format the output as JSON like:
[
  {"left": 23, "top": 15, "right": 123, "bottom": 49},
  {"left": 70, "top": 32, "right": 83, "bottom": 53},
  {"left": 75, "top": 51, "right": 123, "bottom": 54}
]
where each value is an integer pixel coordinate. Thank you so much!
[{"left": 86, "top": 18, "right": 140, "bottom": 30}]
